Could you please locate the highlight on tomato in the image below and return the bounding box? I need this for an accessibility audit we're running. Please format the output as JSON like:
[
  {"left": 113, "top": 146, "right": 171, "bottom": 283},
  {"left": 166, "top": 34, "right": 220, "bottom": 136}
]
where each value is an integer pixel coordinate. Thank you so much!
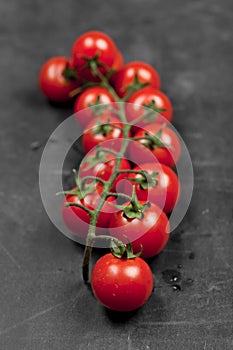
[
  {"left": 126, "top": 86, "right": 173, "bottom": 127},
  {"left": 82, "top": 115, "right": 124, "bottom": 153},
  {"left": 72, "top": 31, "right": 118, "bottom": 81},
  {"left": 127, "top": 123, "right": 181, "bottom": 168},
  {"left": 124, "top": 162, "right": 180, "bottom": 213},
  {"left": 39, "top": 56, "right": 80, "bottom": 102},
  {"left": 91, "top": 251, "right": 154, "bottom": 312},
  {"left": 74, "top": 86, "right": 116, "bottom": 128},
  {"left": 112, "top": 61, "right": 161, "bottom": 98}
]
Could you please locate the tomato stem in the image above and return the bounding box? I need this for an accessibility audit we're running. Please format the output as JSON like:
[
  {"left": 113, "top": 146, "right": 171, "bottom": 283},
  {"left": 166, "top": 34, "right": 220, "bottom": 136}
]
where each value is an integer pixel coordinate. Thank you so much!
[
  {"left": 64, "top": 202, "right": 93, "bottom": 215},
  {"left": 95, "top": 147, "right": 120, "bottom": 158},
  {"left": 105, "top": 192, "right": 132, "bottom": 201},
  {"left": 80, "top": 64, "right": 132, "bottom": 281},
  {"left": 80, "top": 175, "right": 106, "bottom": 186}
]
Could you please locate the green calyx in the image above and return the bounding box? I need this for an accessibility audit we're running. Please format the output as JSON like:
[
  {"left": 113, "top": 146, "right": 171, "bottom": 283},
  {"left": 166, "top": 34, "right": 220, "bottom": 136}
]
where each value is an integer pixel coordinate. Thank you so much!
[
  {"left": 129, "top": 170, "right": 159, "bottom": 190},
  {"left": 112, "top": 186, "right": 151, "bottom": 219},
  {"left": 62, "top": 64, "right": 78, "bottom": 82},
  {"left": 141, "top": 99, "right": 167, "bottom": 123},
  {"left": 110, "top": 239, "right": 142, "bottom": 259},
  {"left": 83, "top": 54, "right": 105, "bottom": 76},
  {"left": 125, "top": 73, "right": 150, "bottom": 95},
  {"left": 92, "top": 118, "right": 114, "bottom": 136},
  {"left": 88, "top": 95, "right": 111, "bottom": 116},
  {"left": 142, "top": 125, "right": 170, "bottom": 150},
  {"left": 143, "top": 99, "right": 167, "bottom": 114}
]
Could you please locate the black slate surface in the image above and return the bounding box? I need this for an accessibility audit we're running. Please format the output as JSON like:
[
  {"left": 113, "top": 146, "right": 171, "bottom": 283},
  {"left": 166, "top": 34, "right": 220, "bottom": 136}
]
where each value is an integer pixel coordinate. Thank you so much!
[{"left": 1, "top": 1, "right": 233, "bottom": 349}]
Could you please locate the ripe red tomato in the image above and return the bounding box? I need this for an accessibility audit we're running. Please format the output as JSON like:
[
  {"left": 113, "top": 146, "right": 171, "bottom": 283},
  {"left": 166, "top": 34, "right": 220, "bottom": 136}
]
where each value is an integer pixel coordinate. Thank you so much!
[
  {"left": 124, "top": 163, "right": 180, "bottom": 213},
  {"left": 111, "top": 50, "right": 124, "bottom": 71},
  {"left": 72, "top": 31, "right": 118, "bottom": 81},
  {"left": 82, "top": 115, "right": 125, "bottom": 153},
  {"left": 109, "top": 202, "right": 170, "bottom": 258},
  {"left": 127, "top": 123, "right": 181, "bottom": 168},
  {"left": 91, "top": 253, "right": 154, "bottom": 312},
  {"left": 62, "top": 188, "right": 115, "bottom": 238},
  {"left": 112, "top": 61, "right": 161, "bottom": 98},
  {"left": 126, "top": 87, "right": 173, "bottom": 127},
  {"left": 74, "top": 87, "right": 116, "bottom": 128},
  {"left": 79, "top": 148, "right": 131, "bottom": 192},
  {"left": 39, "top": 57, "right": 80, "bottom": 102}
]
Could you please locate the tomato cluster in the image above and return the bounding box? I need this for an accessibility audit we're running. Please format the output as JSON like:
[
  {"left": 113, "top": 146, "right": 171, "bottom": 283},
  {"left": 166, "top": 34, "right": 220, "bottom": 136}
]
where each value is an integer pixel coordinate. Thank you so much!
[{"left": 39, "top": 31, "right": 182, "bottom": 313}]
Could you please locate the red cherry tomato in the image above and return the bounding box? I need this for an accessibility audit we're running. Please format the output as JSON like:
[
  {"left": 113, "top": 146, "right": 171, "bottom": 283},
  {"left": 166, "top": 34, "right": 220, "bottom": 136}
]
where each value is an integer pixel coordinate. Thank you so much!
[
  {"left": 79, "top": 147, "right": 131, "bottom": 192},
  {"left": 124, "top": 163, "right": 180, "bottom": 213},
  {"left": 127, "top": 123, "right": 181, "bottom": 168},
  {"left": 126, "top": 87, "right": 173, "bottom": 128},
  {"left": 39, "top": 57, "right": 79, "bottom": 102},
  {"left": 109, "top": 201, "right": 170, "bottom": 258},
  {"left": 91, "top": 253, "right": 154, "bottom": 312},
  {"left": 74, "top": 87, "right": 116, "bottom": 128},
  {"left": 112, "top": 50, "right": 124, "bottom": 71},
  {"left": 82, "top": 115, "right": 125, "bottom": 153},
  {"left": 72, "top": 31, "right": 118, "bottom": 81},
  {"left": 62, "top": 187, "right": 115, "bottom": 239},
  {"left": 112, "top": 61, "right": 161, "bottom": 98}
]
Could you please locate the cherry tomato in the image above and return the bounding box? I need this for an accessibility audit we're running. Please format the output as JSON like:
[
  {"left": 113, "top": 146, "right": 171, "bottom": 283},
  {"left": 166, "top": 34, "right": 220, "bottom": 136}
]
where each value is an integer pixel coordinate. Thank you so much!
[
  {"left": 91, "top": 253, "right": 154, "bottom": 312},
  {"left": 79, "top": 147, "right": 131, "bottom": 192},
  {"left": 112, "top": 61, "right": 161, "bottom": 98},
  {"left": 111, "top": 50, "right": 124, "bottom": 71},
  {"left": 39, "top": 57, "right": 80, "bottom": 102},
  {"left": 62, "top": 187, "right": 116, "bottom": 239},
  {"left": 126, "top": 87, "right": 173, "bottom": 128},
  {"left": 124, "top": 163, "right": 180, "bottom": 213},
  {"left": 127, "top": 123, "right": 181, "bottom": 168},
  {"left": 82, "top": 115, "right": 125, "bottom": 153},
  {"left": 74, "top": 87, "right": 116, "bottom": 128},
  {"left": 72, "top": 31, "right": 118, "bottom": 81},
  {"left": 109, "top": 201, "right": 170, "bottom": 258}
]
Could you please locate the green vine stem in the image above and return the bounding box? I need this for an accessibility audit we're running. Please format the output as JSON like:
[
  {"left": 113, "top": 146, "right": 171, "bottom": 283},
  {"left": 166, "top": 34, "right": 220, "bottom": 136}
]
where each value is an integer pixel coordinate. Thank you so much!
[
  {"left": 69, "top": 60, "right": 155, "bottom": 282},
  {"left": 78, "top": 62, "right": 134, "bottom": 281}
]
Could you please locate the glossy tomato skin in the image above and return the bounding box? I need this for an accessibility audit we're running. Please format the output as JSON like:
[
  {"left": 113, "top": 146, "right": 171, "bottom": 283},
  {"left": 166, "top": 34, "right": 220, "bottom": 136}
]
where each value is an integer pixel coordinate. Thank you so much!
[
  {"left": 39, "top": 57, "right": 79, "bottom": 102},
  {"left": 127, "top": 123, "right": 181, "bottom": 168},
  {"left": 82, "top": 115, "right": 124, "bottom": 153},
  {"left": 109, "top": 202, "right": 170, "bottom": 258},
  {"left": 91, "top": 253, "right": 154, "bottom": 312},
  {"left": 62, "top": 188, "right": 115, "bottom": 238},
  {"left": 74, "top": 87, "right": 116, "bottom": 128},
  {"left": 126, "top": 87, "right": 173, "bottom": 127},
  {"left": 79, "top": 148, "right": 131, "bottom": 192},
  {"left": 72, "top": 31, "right": 118, "bottom": 81},
  {"left": 112, "top": 61, "right": 161, "bottom": 98},
  {"left": 111, "top": 50, "right": 124, "bottom": 71},
  {"left": 124, "top": 163, "right": 180, "bottom": 213}
]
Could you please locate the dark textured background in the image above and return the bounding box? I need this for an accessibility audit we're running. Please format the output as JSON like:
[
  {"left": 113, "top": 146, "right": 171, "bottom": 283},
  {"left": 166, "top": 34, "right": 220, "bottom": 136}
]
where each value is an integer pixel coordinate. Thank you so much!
[{"left": 1, "top": 0, "right": 233, "bottom": 349}]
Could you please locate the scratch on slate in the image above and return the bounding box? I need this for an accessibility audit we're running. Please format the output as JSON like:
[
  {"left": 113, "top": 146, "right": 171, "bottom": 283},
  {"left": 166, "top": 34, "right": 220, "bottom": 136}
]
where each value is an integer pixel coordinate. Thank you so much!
[
  {"left": 127, "top": 332, "right": 132, "bottom": 350},
  {"left": 0, "top": 241, "right": 21, "bottom": 270},
  {"left": 0, "top": 299, "right": 71, "bottom": 337},
  {"left": 139, "top": 319, "right": 231, "bottom": 327}
]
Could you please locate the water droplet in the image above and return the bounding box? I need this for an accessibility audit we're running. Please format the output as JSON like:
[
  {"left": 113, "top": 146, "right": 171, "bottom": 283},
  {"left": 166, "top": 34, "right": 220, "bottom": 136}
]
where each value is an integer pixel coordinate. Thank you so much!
[
  {"left": 177, "top": 264, "right": 183, "bottom": 269},
  {"left": 172, "top": 284, "right": 181, "bottom": 291},
  {"left": 162, "top": 269, "right": 181, "bottom": 284},
  {"left": 170, "top": 276, "right": 179, "bottom": 282}
]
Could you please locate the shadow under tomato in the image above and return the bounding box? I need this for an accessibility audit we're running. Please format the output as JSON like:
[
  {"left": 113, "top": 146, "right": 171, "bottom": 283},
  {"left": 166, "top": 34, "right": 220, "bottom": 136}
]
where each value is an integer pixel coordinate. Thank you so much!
[{"left": 105, "top": 307, "right": 139, "bottom": 323}]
